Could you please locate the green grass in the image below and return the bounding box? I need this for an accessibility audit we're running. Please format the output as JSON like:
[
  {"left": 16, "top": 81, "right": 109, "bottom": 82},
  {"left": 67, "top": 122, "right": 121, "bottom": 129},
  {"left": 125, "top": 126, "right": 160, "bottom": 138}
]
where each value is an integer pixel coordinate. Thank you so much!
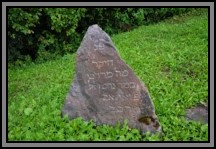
[{"left": 8, "top": 9, "right": 208, "bottom": 141}]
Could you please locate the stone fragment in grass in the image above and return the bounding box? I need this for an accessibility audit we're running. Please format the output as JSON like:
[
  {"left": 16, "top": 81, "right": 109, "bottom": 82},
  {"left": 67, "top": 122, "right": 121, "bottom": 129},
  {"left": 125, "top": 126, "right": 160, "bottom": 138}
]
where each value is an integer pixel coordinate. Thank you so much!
[{"left": 185, "top": 102, "right": 208, "bottom": 124}]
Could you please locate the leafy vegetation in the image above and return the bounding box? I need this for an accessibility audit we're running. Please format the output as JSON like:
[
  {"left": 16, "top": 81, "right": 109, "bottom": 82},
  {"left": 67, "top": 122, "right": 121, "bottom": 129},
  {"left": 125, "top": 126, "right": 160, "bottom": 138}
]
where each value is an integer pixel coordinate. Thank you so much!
[
  {"left": 8, "top": 7, "right": 194, "bottom": 66},
  {"left": 8, "top": 8, "right": 208, "bottom": 141}
]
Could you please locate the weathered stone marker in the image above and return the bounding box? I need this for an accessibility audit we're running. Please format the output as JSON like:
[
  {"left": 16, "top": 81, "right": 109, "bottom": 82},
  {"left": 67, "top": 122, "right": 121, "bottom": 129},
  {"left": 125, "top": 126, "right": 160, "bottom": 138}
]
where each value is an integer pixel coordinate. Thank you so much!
[{"left": 62, "top": 24, "right": 161, "bottom": 133}]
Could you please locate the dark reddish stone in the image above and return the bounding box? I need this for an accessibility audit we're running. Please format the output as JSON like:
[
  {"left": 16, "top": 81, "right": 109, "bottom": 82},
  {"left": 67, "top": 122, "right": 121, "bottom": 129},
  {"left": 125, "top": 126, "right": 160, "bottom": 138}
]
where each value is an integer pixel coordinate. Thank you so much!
[{"left": 61, "top": 24, "right": 161, "bottom": 133}]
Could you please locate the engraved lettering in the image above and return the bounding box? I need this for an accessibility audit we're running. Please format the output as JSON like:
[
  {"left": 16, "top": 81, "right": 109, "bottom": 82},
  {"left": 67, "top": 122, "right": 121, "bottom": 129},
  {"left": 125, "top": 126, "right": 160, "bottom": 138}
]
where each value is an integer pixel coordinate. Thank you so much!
[
  {"left": 87, "top": 73, "right": 95, "bottom": 79},
  {"left": 92, "top": 60, "right": 113, "bottom": 69},
  {"left": 99, "top": 72, "right": 106, "bottom": 78},
  {"left": 129, "top": 82, "right": 136, "bottom": 88},
  {"left": 98, "top": 61, "right": 104, "bottom": 69},
  {"left": 114, "top": 69, "right": 129, "bottom": 77},
  {"left": 93, "top": 40, "right": 99, "bottom": 51},
  {"left": 106, "top": 71, "right": 113, "bottom": 78},
  {"left": 100, "top": 83, "right": 116, "bottom": 90},
  {"left": 125, "top": 94, "right": 132, "bottom": 99},
  {"left": 98, "top": 42, "right": 105, "bottom": 50},
  {"left": 124, "top": 83, "right": 129, "bottom": 88},
  {"left": 118, "top": 82, "right": 136, "bottom": 88},
  {"left": 109, "top": 95, "right": 115, "bottom": 101},
  {"left": 89, "top": 84, "right": 97, "bottom": 90},
  {"left": 122, "top": 70, "right": 129, "bottom": 77},
  {"left": 104, "top": 60, "right": 113, "bottom": 66},
  {"left": 102, "top": 94, "right": 108, "bottom": 101},
  {"left": 87, "top": 74, "right": 95, "bottom": 84},
  {"left": 94, "top": 41, "right": 105, "bottom": 51},
  {"left": 134, "top": 92, "right": 139, "bottom": 99},
  {"left": 102, "top": 83, "right": 108, "bottom": 90},
  {"left": 109, "top": 83, "right": 116, "bottom": 89},
  {"left": 92, "top": 61, "right": 98, "bottom": 68},
  {"left": 115, "top": 69, "right": 121, "bottom": 77},
  {"left": 134, "top": 92, "right": 140, "bottom": 100},
  {"left": 94, "top": 72, "right": 100, "bottom": 78}
]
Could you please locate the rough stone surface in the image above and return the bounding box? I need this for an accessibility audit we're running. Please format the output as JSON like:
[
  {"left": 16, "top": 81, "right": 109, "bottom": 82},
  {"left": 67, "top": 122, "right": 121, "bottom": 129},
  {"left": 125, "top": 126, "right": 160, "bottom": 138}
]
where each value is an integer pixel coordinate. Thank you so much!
[
  {"left": 185, "top": 102, "right": 208, "bottom": 124},
  {"left": 61, "top": 24, "right": 161, "bottom": 133}
]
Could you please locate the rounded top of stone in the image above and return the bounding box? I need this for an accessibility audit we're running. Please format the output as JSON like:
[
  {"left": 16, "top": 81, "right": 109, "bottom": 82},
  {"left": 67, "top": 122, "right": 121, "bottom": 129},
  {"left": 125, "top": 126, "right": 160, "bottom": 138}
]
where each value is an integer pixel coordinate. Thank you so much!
[
  {"left": 87, "top": 24, "right": 102, "bottom": 33},
  {"left": 91, "top": 24, "right": 100, "bottom": 28}
]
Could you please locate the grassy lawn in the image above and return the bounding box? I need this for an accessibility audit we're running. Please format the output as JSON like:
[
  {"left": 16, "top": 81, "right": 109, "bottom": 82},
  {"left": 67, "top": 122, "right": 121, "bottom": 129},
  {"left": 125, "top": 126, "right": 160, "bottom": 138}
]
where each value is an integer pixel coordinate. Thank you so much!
[{"left": 8, "top": 9, "right": 208, "bottom": 141}]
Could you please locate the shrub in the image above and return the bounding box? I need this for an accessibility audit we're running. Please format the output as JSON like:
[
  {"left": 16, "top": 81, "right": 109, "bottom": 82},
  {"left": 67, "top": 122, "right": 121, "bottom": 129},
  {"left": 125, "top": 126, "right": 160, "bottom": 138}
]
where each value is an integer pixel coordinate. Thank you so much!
[{"left": 8, "top": 7, "right": 194, "bottom": 67}]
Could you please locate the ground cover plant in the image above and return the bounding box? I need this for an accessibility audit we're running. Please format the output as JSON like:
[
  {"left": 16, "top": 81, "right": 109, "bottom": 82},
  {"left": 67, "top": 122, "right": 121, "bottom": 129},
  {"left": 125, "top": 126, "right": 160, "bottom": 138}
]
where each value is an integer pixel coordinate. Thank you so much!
[{"left": 8, "top": 9, "right": 208, "bottom": 141}]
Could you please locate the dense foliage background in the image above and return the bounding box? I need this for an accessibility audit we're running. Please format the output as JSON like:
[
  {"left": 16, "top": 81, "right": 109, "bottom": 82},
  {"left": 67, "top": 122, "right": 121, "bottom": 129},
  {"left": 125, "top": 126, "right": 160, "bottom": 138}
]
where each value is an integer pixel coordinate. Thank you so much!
[{"left": 8, "top": 8, "right": 194, "bottom": 67}]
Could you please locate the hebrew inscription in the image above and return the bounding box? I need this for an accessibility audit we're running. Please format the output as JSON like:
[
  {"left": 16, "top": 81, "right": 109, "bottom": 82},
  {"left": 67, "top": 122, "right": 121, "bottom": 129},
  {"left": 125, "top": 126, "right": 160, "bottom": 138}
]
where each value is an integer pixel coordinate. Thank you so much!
[
  {"left": 92, "top": 60, "right": 113, "bottom": 69},
  {"left": 94, "top": 39, "right": 105, "bottom": 51},
  {"left": 62, "top": 24, "right": 161, "bottom": 134}
]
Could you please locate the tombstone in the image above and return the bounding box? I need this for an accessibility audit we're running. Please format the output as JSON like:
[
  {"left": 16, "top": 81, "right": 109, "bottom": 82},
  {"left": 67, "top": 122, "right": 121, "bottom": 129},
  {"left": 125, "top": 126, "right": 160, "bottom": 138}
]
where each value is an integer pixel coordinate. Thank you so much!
[{"left": 61, "top": 24, "right": 161, "bottom": 133}]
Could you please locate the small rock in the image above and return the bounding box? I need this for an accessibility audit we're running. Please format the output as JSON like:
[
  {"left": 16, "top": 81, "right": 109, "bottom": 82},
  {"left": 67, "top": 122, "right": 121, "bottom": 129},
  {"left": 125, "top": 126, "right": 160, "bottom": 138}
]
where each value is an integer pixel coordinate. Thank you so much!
[{"left": 185, "top": 102, "right": 208, "bottom": 124}]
